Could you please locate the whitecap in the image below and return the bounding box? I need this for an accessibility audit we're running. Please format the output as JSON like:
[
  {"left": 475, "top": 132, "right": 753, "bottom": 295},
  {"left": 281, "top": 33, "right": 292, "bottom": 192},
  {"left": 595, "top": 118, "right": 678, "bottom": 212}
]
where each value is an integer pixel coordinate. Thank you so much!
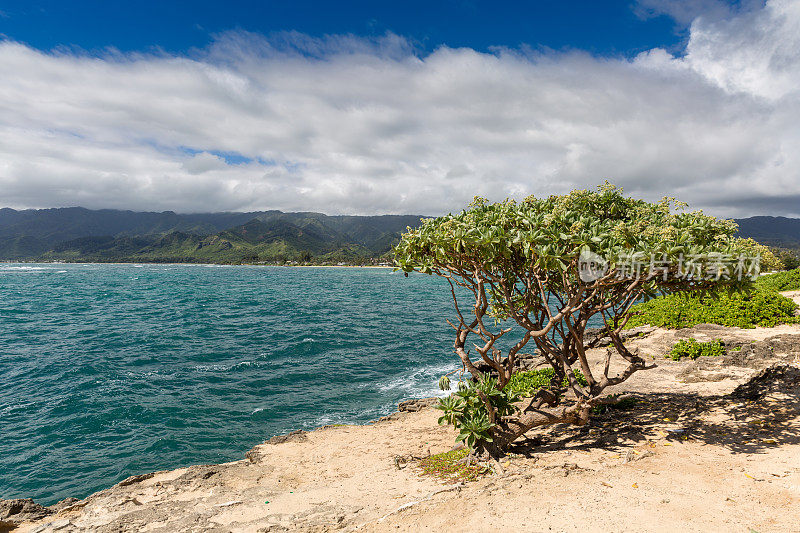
[
  {"left": 376, "top": 361, "right": 458, "bottom": 399},
  {"left": 0, "top": 265, "right": 50, "bottom": 271},
  {"left": 196, "top": 360, "right": 255, "bottom": 372}
]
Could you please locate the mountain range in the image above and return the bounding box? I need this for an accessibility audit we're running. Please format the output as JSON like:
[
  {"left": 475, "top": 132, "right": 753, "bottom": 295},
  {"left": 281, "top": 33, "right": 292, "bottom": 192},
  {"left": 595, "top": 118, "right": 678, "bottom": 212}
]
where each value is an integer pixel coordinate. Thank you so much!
[
  {"left": 0, "top": 208, "right": 423, "bottom": 264},
  {"left": 734, "top": 216, "right": 800, "bottom": 249},
  {"left": 0, "top": 208, "right": 798, "bottom": 264}
]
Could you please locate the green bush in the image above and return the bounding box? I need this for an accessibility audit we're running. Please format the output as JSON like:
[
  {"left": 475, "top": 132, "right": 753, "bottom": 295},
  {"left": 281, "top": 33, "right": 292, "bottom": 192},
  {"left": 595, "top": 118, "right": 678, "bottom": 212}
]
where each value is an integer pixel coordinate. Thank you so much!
[
  {"left": 667, "top": 338, "right": 726, "bottom": 361},
  {"left": 626, "top": 289, "right": 798, "bottom": 329},
  {"left": 755, "top": 268, "right": 800, "bottom": 293},
  {"left": 505, "top": 368, "right": 588, "bottom": 398},
  {"left": 770, "top": 248, "right": 800, "bottom": 271},
  {"left": 437, "top": 375, "right": 519, "bottom": 450}
]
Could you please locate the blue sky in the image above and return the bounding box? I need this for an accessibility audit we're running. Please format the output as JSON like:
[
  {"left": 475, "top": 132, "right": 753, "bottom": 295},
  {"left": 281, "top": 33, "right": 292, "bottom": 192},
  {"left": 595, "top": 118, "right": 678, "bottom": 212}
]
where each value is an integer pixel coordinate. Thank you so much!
[
  {"left": 1, "top": 0, "right": 798, "bottom": 217},
  {"left": 2, "top": 1, "right": 686, "bottom": 57}
]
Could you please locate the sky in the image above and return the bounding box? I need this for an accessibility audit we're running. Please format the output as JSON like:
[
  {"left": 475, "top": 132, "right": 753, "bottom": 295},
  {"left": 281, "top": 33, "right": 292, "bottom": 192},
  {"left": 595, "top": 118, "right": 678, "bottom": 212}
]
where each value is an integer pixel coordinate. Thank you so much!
[{"left": 0, "top": 0, "right": 798, "bottom": 217}]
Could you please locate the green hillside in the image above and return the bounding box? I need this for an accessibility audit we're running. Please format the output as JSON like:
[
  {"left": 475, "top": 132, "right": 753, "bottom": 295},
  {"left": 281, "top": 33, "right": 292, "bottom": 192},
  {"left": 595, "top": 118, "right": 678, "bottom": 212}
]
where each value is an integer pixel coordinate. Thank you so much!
[
  {"left": 6, "top": 208, "right": 798, "bottom": 265},
  {"left": 1, "top": 207, "right": 422, "bottom": 264},
  {"left": 734, "top": 216, "right": 800, "bottom": 248}
]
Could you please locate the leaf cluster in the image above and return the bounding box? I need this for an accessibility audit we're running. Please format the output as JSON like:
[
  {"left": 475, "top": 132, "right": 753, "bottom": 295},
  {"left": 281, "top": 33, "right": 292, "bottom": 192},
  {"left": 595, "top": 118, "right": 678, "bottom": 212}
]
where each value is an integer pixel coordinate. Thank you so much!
[
  {"left": 395, "top": 184, "right": 749, "bottom": 308},
  {"left": 437, "top": 375, "right": 519, "bottom": 450},
  {"left": 417, "top": 448, "right": 488, "bottom": 483},
  {"left": 504, "top": 368, "right": 588, "bottom": 398},
  {"left": 667, "top": 338, "right": 726, "bottom": 361}
]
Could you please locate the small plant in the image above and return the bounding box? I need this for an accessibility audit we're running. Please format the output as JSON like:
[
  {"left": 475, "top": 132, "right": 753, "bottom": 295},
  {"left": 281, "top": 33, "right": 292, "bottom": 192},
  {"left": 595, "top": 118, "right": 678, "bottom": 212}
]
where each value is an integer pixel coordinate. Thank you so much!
[
  {"left": 505, "top": 368, "right": 588, "bottom": 398},
  {"left": 418, "top": 448, "right": 489, "bottom": 482},
  {"left": 437, "top": 374, "right": 520, "bottom": 453},
  {"left": 667, "top": 338, "right": 725, "bottom": 361}
]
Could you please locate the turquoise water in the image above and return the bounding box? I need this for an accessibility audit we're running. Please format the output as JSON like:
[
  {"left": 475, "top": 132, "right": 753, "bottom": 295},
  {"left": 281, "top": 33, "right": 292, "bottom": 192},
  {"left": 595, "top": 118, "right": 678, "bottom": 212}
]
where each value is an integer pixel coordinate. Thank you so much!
[{"left": 0, "top": 263, "right": 459, "bottom": 505}]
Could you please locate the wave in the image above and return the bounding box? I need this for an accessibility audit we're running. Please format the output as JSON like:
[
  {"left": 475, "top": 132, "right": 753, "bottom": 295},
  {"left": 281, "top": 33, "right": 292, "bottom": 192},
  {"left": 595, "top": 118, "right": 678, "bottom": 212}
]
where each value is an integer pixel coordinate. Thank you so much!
[
  {"left": 376, "top": 361, "right": 457, "bottom": 400},
  {"left": 194, "top": 360, "right": 257, "bottom": 373},
  {"left": 0, "top": 265, "right": 51, "bottom": 271}
]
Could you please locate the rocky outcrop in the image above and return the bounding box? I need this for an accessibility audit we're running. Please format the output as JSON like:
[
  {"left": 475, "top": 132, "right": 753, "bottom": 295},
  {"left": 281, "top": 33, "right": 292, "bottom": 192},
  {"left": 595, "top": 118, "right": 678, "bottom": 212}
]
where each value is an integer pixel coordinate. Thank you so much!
[
  {"left": 397, "top": 398, "right": 438, "bottom": 412},
  {"left": 266, "top": 429, "right": 309, "bottom": 445},
  {"left": 0, "top": 499, "right": 52, "bottom": 530},
  {"left": 676, "top": 332, "right": 800, "bottom": 383},
  {"left": 731, "top": 364, "right": 800, "bottom": 400}
]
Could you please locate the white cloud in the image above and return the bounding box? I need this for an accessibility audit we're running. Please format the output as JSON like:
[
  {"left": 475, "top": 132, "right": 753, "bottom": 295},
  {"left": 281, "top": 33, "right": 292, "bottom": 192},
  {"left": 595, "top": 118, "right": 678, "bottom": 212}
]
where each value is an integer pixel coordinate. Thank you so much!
[
  {"left": 0, "top": 0, "right": 799, "bottom": 217},
  {"left": 632, "top": 0, "right": 756, "bottom": 26},
  {"left": 684, "top": 0, "right": 800, "bottom": 99}
]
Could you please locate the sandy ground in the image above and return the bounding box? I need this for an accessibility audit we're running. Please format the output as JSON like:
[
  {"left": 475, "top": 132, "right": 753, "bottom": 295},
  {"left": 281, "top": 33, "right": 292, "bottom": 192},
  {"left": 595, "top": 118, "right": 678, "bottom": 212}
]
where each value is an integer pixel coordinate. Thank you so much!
[
  {"left": 782, "top": 290, "right": 800, "bottom": 307},
  {"left": 7, "top": 311, "right": 800, "bottom": 532}
]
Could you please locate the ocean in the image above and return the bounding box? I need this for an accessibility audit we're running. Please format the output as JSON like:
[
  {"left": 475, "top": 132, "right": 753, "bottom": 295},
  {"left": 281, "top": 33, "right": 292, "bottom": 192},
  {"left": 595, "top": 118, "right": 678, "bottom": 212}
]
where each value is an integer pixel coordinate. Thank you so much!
[{"left": 0, "top": 263, "right": 461, "bottom": 504}]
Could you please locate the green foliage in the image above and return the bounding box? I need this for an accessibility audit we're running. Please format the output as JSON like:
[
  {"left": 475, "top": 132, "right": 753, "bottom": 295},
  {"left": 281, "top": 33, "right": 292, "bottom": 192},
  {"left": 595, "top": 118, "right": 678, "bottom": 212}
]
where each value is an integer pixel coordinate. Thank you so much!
[
  {"left": 626, "top": 288, "right": 798, "bottom": 329},
  {"left": 733, "top": 238, "right": 782, "bottom": 272},
  {"left": 755, "top": 268, "right": 800, "bottom": 292},
  {"left": 626, "top": 267, "right": 799, "bottom": 331},
  {"left": 667, "top": 338, "right": 726, "bottom": 361},
  {"left": 395, "top": 184, "right": 749, "bottom": 301},
  {"left": 437, "top": 375, "right": 519, "bottom": 451},
  {"left": 417, "top": 448, "right": 488, "bottom": 483},
  {"left": 505, "top": 368, "right": 588, "bottom": 398},
  {"left": 770, "top": 248, "right": 800, "bottom": 271}
]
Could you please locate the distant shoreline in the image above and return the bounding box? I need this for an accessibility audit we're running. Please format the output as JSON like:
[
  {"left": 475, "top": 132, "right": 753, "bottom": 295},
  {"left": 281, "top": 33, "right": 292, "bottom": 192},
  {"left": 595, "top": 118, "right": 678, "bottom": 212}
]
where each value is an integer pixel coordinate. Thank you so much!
[{"left": 0, "top": 260, "right": 394, "bottom": 269}]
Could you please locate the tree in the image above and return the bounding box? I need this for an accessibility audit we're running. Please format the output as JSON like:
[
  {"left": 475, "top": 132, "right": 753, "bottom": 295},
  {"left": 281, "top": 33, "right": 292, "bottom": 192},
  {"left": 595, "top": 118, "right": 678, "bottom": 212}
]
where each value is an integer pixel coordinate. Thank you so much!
[
  {"left": 394, "top": 184, "right": 757, "bottom": 458},
  {"left": 771, "top": 247, "right": 800, "bottom": 271}
]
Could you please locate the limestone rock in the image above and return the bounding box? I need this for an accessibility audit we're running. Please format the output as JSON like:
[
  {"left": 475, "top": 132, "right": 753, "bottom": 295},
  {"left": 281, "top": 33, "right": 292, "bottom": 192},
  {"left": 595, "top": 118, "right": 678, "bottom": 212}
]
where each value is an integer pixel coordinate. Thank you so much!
[
  {"left": 398, "top": 398, "right": 437, "bottom": 412},
  {"left": 0, "top": 498, "right": 53, "bottom": 527}
]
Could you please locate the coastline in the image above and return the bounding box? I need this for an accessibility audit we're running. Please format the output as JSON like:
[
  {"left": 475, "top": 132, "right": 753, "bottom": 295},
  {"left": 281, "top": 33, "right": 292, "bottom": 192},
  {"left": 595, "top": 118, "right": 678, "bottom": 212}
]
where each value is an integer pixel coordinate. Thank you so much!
[
  {"left": 0, "top": 261, "right": 395, "bottom": 268},
  {"left": 6, "top": 321, "right": 800, "bottom": 532}
]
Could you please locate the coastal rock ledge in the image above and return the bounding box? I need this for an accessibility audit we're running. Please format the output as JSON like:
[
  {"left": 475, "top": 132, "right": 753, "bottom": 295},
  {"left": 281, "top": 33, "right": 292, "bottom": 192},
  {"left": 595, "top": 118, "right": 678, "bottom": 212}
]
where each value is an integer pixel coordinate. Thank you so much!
[
  {"left": 4, "top": 323, "right": 800, "bottom": 532},
  {"left": 0, "top": 499, "right": 53, "bottom": 530}
]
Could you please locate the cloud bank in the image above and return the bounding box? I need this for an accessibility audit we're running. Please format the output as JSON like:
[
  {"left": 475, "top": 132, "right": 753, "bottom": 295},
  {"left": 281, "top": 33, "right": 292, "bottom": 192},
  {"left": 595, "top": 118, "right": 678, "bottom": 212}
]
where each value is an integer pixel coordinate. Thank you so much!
[{"left": 0, "top": 0, "right": 798, "bottom": 217}]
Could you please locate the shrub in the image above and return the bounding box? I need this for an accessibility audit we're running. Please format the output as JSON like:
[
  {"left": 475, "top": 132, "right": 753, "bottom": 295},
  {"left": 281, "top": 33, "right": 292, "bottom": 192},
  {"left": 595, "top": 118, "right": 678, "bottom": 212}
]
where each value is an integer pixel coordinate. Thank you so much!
[
  {"left": 771, "top": 248, "right": 800, "bottom": 271},
  {"left": 755, "top": 267, "right": 800, "bottom": 292},
  {"left": 626, "top": 288, "right": 798, "bottom": 329},
  {"left": 667, "top": 338, "right": 726, "bottom": 361},
  {"left": 734, "top": 238, "right": 782, "bottom": 272},
  {"left": 505, "top": 368, "right": 588, "bottom": 398},
  {"left": 397, "top": 183, "right": 751, "bottom": 457},
  {"left": 437, "top": 375, "right": 519, "bottom": 450}
]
